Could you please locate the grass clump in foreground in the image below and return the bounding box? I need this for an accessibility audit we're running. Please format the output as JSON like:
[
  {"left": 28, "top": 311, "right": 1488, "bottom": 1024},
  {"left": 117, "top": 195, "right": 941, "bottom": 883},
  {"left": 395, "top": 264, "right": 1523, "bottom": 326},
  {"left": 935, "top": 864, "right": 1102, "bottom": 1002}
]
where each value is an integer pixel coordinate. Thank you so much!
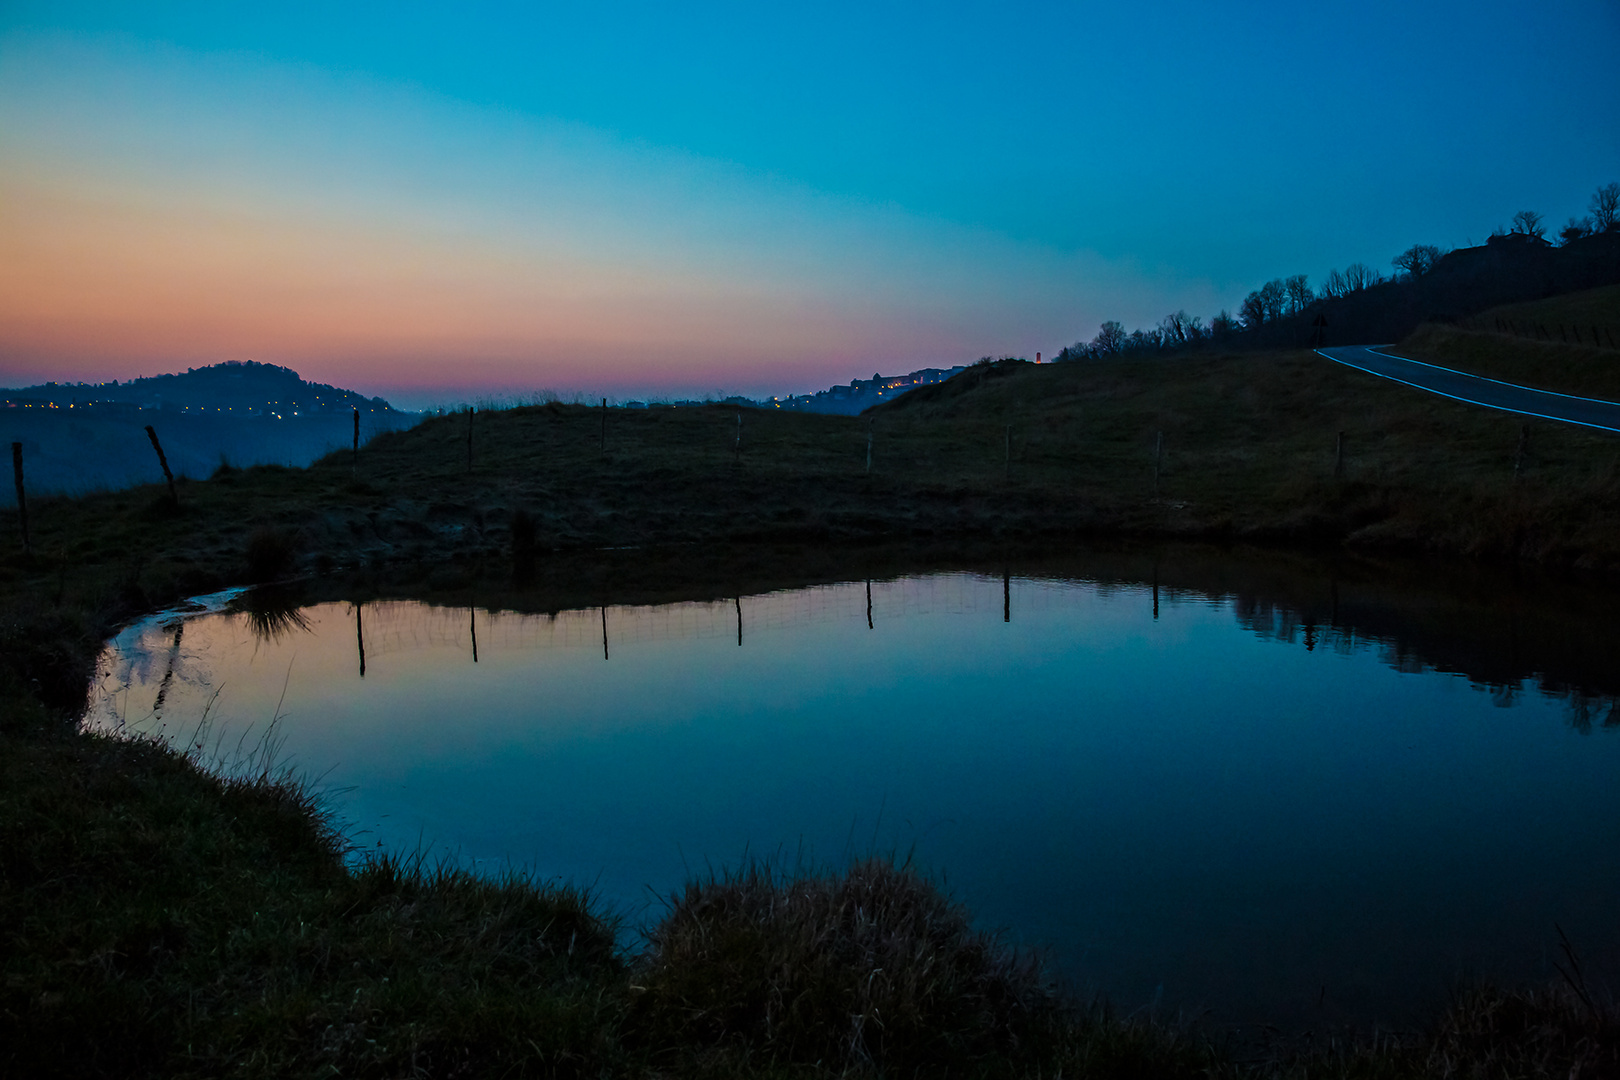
[
  {"left": 0, "top": 700, "right": 622, "bottom": 1078},
  {"left": 635, "top": 858, "right": 1074, "bottom": 1074}
]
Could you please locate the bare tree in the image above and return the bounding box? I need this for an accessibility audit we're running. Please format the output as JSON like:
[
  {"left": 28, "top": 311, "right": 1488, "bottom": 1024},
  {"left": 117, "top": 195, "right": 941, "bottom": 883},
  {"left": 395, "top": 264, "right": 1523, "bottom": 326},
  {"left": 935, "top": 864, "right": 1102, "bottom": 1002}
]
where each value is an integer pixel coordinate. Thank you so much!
[
  {"left": 1239, "top": 290, "right": 1266, "bottom": 329},
  {"left": 1259, "top": 279, "right": 1288, "bottom": 321},
  {"left": 1592, "top": 182, "right": 1620, "bottom": 232},
  {"left": 1320, "top": 268, "right": 1349, "bottom": 299},
  {"left": 1392, "top": 244, "right": 1443, "bottom": 279},
  {"left": 1091, "top": 320, "right": 1127, "bottom": 354},
  {"left": 1211, "top": 310, "right": 1240, "bottom": 335},
  {"left": 1342, "top": 262, "right": 1381, "bottom": 291},
  {"left": 1159, "top": 310, "right": 1204, "bottom": 346},
  {"left": 1284, "top": 274, "right": 1314, "bottom": 314},
  {"left": 1559, "top": 217, "right": 1594, "bottom": 245},
  {"left": 1126, "top": 328, "right": 1162, "bottom": 352},
  {"left": 1510, "top": 210, "right": 1546, "bottom": 239}
]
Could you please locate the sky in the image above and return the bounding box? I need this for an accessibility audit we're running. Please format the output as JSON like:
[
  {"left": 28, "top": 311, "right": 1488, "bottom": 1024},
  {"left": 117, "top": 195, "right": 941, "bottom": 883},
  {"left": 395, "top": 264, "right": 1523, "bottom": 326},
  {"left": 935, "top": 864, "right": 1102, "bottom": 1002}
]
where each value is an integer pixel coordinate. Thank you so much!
[{"left": 2, "top": 2, "right": 1617, "bottom": 408}]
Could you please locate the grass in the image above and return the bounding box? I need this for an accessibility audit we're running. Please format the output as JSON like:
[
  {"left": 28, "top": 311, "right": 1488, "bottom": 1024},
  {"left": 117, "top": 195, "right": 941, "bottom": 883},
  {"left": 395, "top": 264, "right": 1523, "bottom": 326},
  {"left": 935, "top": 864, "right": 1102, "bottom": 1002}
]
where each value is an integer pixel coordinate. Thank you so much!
[
  {"left": 9, "top": 347, "right": 1620, "bottom": 608},
  {"left": 1397, "top": 323, "right": 1620, "bottom": 401},
  {"left": 5, "top": 344, "right": 1620, "bottom": 1074},
  {"left": 1395, "top": 283, "right": 1620, "bottom": 400},
  {"left": 1466, "top": 282, "right": 1620, "bottom": 345}
]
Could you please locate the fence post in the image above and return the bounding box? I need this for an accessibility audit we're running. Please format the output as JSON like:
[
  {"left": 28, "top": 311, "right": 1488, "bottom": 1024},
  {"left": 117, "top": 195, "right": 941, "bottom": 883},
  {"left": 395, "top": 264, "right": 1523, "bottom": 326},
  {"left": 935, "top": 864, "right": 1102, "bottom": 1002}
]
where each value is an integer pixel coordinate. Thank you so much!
[
  {"left": 144, "top": 425, "right": 178, "bottom": 505},
  {"left": 1514, "top": 423, "right": 1530, "bottom": 479},
  {"left": 352, "top": 408, "right": 360, "bottom": 473},
  {"left": 1335, "top": 430, "right": 1345, "bottom": 479},
  {"left": 11, "top": 442, "right": 28, "bottom": 555},
  {"left": 865, "top": 424, "right": 873, "bottom": 475},
  {"left": 601, "top": 398, "right": 608, "bottom": 455},
  {"left": 1153, "top": 430, "right": 1163, "bottom": 495},
  {"left": 467, "top": 407, "right": 475, "bottom": 472}
]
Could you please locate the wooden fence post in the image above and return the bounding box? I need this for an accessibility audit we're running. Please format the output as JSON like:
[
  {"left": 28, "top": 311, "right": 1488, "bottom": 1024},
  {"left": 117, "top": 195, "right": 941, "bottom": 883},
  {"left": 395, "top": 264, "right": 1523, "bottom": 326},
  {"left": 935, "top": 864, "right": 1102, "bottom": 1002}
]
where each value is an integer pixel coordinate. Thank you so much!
[
  {"left": 467, "top": 407, "right": 475, "bottom": 472},
  {"left": 1514, "top": 423, "right": 1530, "bottom": 479},
  {"left": 1153, "top": 430, "right": 1163, "bottom": 494},
  {"left": 11, "top": 442, "right": 28, "bottom": 555},
  {"left": 601, "top": 399, "right": 608, "bottom": 455},
  {"left": 352, "top": 408, "right": 360, "bottom": 472},
  {"left": 144, "top": 425, "right": 178, "bottom": 505},
  {"left": 865, "top": 424, "right": 873, "bottom": 475},
  {"left": 1335, "top": 430, "right": 1345, "bottom": 479}
]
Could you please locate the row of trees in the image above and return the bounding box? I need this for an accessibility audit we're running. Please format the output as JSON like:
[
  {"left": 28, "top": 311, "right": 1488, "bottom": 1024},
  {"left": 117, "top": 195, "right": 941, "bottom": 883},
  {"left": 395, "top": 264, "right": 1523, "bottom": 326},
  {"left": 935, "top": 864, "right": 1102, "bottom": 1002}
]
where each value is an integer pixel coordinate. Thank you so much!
[{"left": 1052, "top": 181, "right": 1619, "bottom": 362}]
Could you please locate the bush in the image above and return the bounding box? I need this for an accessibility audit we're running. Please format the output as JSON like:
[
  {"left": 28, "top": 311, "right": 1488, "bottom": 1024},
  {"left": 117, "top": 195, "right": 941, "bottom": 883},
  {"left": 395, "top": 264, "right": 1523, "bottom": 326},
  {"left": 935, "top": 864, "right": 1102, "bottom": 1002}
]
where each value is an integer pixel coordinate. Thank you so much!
[
  {"left": 244, "top": 525, "right": 298, "bottom": 583},
  {"left": 631, "top": 857, "right": 1055, "bottom": 1073}
]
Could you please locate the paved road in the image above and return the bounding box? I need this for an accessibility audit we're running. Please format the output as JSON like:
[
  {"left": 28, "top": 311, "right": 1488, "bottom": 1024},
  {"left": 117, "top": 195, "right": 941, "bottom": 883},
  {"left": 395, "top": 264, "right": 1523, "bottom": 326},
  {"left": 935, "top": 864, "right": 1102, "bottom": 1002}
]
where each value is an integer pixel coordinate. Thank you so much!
[{"left": 1317, "top": 345, "right": 1620, "bottom": 433}]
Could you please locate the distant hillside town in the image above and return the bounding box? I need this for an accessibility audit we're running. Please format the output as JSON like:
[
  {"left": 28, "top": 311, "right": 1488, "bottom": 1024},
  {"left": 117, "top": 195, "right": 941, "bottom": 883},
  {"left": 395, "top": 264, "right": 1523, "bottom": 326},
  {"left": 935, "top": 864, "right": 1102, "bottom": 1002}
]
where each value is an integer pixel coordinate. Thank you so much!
[{"left": 765, "top": 365, "right": 971, "bottom": 415}]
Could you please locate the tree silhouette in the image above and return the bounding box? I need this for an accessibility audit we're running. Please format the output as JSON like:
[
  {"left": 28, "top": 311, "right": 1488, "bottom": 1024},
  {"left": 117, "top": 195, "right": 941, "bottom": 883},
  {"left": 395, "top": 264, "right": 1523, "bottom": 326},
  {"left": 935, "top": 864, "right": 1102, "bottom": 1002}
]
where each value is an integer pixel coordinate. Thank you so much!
[
  {"left": 1392, "top": 244, "right": 1443, "bottom": 280},
  {"left": 1559, "top": 217, "right": 1593, "bottom": 245},
  {"left": 1510, "top": 210, "right": 1546, "bottom": 239},
  {"left": 1284, "top": 274, "right": 1313, "bottom": 314},
  {"left": 1091, "top": 321, "right": 1127, "bottom": 354},
  {"left": 1591, "top": 182, "right": 1620, "bottom": 233},
  {"left": 1342, "top": 262, "right": 1381, "bottom": 291}
]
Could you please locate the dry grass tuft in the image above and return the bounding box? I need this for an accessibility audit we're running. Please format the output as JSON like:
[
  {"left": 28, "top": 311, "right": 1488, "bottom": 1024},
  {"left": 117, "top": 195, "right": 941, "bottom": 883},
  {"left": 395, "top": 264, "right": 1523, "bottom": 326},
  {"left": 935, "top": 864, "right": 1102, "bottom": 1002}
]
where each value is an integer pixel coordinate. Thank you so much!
[{"left": 633, "top": 857, "right": 1056, "bottom": 1073}]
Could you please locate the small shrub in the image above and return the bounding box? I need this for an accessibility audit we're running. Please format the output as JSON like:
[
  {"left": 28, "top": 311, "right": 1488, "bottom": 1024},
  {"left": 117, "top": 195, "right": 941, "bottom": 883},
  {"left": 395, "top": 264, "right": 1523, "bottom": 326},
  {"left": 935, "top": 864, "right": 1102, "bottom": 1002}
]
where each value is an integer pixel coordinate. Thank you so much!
[
  {"left": 244, "top": 525, "right": 297, "bottom": 583},
  {"left": 632, "top": 857, "right": 1055, "bottom": 1073}
]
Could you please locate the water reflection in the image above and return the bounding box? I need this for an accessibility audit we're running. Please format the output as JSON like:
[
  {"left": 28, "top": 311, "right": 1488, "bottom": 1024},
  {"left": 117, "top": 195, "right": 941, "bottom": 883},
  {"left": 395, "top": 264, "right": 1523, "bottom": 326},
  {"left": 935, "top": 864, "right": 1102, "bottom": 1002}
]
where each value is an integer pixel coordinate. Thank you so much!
[
  {"left": 237, "top": 586, "right": 313, "bottom": 644},
  {"left": 354, "top": 602, "right": 365, "bottom": 678},
  {"left": 83, "top": 546, "right": 1620, "bottom": 1028}
]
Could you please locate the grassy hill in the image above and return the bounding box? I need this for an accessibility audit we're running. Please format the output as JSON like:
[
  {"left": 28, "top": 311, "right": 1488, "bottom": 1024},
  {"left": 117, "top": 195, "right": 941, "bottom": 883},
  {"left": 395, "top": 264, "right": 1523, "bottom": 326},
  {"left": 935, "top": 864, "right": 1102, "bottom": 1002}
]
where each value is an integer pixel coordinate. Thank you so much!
[
  {"left": 1394, "top": 283, "right": 1620, "bottom": 400},
  {"left": 7, "top": 346, "right": 1620, "bottom": 620},
  {"left": 6, "top": 345, "right": 1620, "bottom": 1076}
]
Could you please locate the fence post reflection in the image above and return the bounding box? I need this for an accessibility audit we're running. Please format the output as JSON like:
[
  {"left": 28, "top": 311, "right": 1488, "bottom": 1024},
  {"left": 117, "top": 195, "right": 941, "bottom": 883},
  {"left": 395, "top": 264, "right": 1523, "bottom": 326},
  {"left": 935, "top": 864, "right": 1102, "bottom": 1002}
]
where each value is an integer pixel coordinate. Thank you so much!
[{"left": 354, "top": 602, "right": 366, "bottom": 678}]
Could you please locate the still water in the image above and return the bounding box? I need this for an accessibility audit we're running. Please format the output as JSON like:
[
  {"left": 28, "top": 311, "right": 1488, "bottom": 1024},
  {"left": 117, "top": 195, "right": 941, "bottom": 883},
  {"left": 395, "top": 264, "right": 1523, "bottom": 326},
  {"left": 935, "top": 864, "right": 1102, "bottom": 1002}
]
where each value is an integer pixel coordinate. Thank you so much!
[{"left": 85, "top": 553, "right": 1620, "bottom": 1027}]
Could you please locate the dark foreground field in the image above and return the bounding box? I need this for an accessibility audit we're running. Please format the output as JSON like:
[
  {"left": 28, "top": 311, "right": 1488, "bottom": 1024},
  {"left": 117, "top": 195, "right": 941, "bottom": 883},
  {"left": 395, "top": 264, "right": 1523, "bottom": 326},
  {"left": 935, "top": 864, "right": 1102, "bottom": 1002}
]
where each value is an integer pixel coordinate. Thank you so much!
[{"left": 5, "top": 346, "right": 1620, "bottom": 1076}]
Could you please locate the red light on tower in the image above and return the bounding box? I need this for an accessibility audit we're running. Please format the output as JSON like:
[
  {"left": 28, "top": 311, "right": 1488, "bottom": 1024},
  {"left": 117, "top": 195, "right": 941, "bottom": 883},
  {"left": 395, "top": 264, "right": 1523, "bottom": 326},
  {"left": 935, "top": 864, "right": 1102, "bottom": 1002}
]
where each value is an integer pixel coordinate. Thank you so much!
[{"left": 1036, "top": 352, "right": 1041, "bottom": 364}]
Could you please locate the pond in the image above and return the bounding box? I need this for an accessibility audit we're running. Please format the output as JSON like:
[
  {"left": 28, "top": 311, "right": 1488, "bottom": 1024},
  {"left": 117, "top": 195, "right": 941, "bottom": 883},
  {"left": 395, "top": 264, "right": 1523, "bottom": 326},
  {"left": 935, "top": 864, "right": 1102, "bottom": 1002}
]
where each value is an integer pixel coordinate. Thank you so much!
[{"left": 85, "top": 546, "right": 1620, "bottom": 1028}]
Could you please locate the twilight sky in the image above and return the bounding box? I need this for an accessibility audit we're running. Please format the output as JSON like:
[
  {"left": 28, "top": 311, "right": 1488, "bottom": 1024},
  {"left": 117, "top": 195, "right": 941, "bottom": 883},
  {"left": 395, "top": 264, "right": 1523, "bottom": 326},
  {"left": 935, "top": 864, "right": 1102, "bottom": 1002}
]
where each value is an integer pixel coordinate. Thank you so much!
[{"left": 2, "top": 2, "right": 1617, "bottom": 407}]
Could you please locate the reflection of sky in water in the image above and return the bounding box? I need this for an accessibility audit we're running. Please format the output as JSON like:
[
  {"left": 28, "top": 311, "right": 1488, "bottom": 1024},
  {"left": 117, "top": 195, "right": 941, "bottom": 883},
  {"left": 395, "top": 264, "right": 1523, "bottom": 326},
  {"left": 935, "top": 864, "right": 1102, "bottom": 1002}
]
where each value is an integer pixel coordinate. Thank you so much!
[{"left": 86, "top": 575, "right": 1620, "bottom": 1028}]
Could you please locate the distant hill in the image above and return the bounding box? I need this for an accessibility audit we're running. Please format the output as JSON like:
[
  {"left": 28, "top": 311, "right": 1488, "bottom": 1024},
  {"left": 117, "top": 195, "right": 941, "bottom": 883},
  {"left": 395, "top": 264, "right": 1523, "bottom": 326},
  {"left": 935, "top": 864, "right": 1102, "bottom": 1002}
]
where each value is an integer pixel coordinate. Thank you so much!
[
  {"left": 2, "top": 361, "right": 416, "bottom": 502},
  {"left": 3, "top": 359, "right": 399, "bottom": 418}
]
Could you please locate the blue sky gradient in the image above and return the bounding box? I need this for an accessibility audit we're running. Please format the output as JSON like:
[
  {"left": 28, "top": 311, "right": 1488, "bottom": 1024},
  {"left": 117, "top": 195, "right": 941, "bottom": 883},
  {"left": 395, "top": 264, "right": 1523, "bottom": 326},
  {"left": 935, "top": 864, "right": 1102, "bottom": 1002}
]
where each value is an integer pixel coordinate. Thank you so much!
[{"left": 2, "top": 1, "right": 1617, "bottom": 404}]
